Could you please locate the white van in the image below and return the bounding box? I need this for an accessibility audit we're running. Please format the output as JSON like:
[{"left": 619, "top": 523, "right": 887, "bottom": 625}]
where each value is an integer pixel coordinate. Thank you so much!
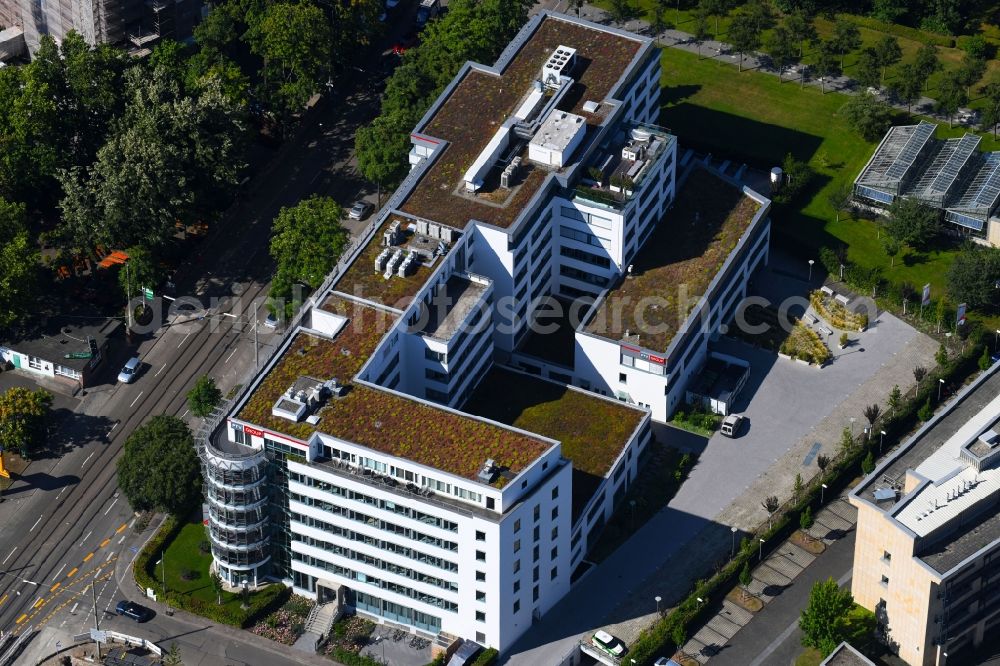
[{"left": 721, "top": 414, "right": 743, "bottom": 438}]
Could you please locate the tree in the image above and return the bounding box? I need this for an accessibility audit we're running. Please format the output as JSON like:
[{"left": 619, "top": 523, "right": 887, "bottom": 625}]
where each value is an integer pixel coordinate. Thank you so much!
[
  {"left": 784, "top": 11, "right": 817, "bottom": 59},
  {"left": 799, "top": 578, "right": 855, "bottom": 656},
  {"left": 873, "top": 35, "right": 902, "bottom": 87},
  {"left": 840, "top": 426, "right": 855, "bottom": 454},
  {"left": 854, "top": 47, "right": 882, "bottom": 90},
  {"left": 913, "top": 365, "right": 927, "bottom": 386},
  {"left": 935, "top": 71, "right": 968, "bottom": 128},
  {"left": 608, "top": 0, "right": 639, "bottom": 23},
  {"left": 914, "top": 43, "right": 942, "bottom": 91},
  {"left": 693, "top": 5, "right": 711, "bottom": 57},
  {"left": 980, "top": 79, "right": 1000, "bottom": 137},
  {"left": 188, "top": 375, "right": 223, "bottom": 418},
  {"left": 831, "top": 20, "right": 861, "bottom": 69},
  {"left": 888, "top": 385, "right": 902, "bottom": 415},
  {"left": 841, "top": 92, "right": 893, "bottom": 142},
  {"left": 728, "top": 12, "right": 762, "bottom": 73},
  {"left": 881, "top": 236, "right": 900, "bottom": 267},
  {"left": 355, "top": 114, "right": 412, "bottom": 206},
  {"left": 885, "top": 197, "right": 940, "bottom": 250},
  {"left": 816, "top": 454, "right": 830, "bottom": 473},
  {"left": 918, "top": 396, "right": 933, "bottom": 421},
  {"left": 211, "top": 571, "right": 224, "bottom": 605},
  {"left": 947, "top": 245, "right": 1000, "bottom": 309},
  {"left": 761, "top": 495, "right": 779, "bottom": 530},
  {"left": 767, "top": 26, "right": 797, "bottom": 82},
  {"left": 270, "top": 196, "right": 348, "bottom": 292},
  {"left": 980, "top": 345, "right": 992, "bottom": 371},
  {"left": 827, "top": 185, "right": 852, "bottom": 222},
  {"left": 739, "top": 562, "right": 753, "bottom": 602},
  {"left": 0, "top": 199, "right": 39, "bottom": 331},
  {"left": 872, "top": 0, "right": 907, "bottom": 23},
  {"left": 0, "top": 387, "right": 52, "bottom": 459},
  {"left": 247, "top": 2, "right": 332, "bottom": 118},
  {"left": 863, "top": 404, "right": 882, "bottom": 429},
  {"left": 891, "top": 62, "right": 923, "bottom": 113},
  {"left": 962, "top": 34, "right": 990, "bottom": 61},
  {"left": 958, "top": 53, "right": 987, "bottom": 99},
  {"left": 935, "top": 342, "right": 949, "bottom": 366},
  {"left": 163, "top": 643, "right": 184, "bottom": 666},
  {"left": 118, "top": 246, "right": 164, "bottom": 303},
  {"left": 813, "top": 40, "right": 841, "bottom": 93},
  {"left": 862, "top": 451, "right": 875, "bottom": 475},
  {"left": 116, "top": 415, "right": 202, "bottom": 516},
  {"left": 799, "top": 505, "right": 814, "bottom": 531},
  {"left": 794, "top": 473, "right": 804, "bottom": 501},
  {"left": 699, "top": 0, "right": 726, "bottom": 38}
]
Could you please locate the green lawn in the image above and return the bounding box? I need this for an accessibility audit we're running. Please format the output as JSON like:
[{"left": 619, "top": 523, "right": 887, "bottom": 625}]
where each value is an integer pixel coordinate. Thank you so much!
[{"left": 658, "top": 46, "right": 977, "bottom": 295}]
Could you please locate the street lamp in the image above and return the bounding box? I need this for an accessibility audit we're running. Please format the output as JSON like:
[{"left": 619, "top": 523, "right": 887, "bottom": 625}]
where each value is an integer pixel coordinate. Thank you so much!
[
  {"left": 850, "top": 417, "right": 856, "bottom": 435},
  {"left": 807, "top": 259, "right": 814, "bottom": 282},
  {"left": 879, "top": 430, "right": 887, "bottom": 455},
  {"left": 655, "top": 595, "right": 662, "bottom": 614},
  {"left": 995, "top": 329, "right": 1000, "bottom": 353},
  {"left": 758, "top": 538, "right": 765, "bottom": 561},
  {"left": 696, "top": 597, "right": 704, "bottom": 604},
  {"left": 730, "top": 526, "right": 738, "bottom": 558},
  {"left": 821, "top": 483, "right": 828, "bottom": 504},
  {"left": 938, "top": 378, "right": 945, "bottom": 402},
  {"left": 839, "top": 263, "right": 845, "bottom": 281}
]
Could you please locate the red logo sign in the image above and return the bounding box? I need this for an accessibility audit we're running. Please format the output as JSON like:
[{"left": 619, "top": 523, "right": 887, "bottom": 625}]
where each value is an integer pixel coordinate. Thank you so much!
[
  {"left": 243, "top": 425, "right": 264, "bottom": 438},
  {"left": 648, "top": 354, "right": 666, "bottom": 365}
]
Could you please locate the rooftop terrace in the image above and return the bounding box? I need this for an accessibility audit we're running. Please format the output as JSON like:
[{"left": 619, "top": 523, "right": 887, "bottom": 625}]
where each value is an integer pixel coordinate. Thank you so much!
[
  {"left": 400, "top": 15, "right": 645, "bottom": 231},
  {"left": 584, "top": 167, "right": 762, "bottom": 353},
  {"left": 463, "top": 366, "right": 646, "bottom": 520},
  {"left": 335, "top": 218, "right": 438, "bottom": 309},
  {"left": 236, "top": 299, "right": 552, "bottom": 485}
]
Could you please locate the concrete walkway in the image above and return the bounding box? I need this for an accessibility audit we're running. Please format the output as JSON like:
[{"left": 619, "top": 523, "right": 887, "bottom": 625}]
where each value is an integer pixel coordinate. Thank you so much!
[{"left": 534, "top": 0, "right": 980, "bottom": 129}]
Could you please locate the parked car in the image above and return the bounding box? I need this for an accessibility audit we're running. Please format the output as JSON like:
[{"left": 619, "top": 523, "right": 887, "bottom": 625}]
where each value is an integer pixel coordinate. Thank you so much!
[
  {"left": 654, "top": 658, "right": 681, "bottom": 666},
  {"left": 117, "top": 356, "right": 141, "bottom": 384},
  {"left": 115, "top": 600, "right": 153, "bottom": 623},
  {"left": 415, "top": 0, "right": 439, "bottom": 27},
  {"left": 392, "top": 32, "right": 419, "bottom": 55},
  {"left": 263, "top": 311, "right": 280, "bottom": 329},
  {"left": 349, "top": 200, "right": 374, "bottom": 220},
  {"left": 721, "top": 413, "right": 744, "bottom": 438},
  {"left": 592, "top": 630, "right": 626, "bottom": 658}
]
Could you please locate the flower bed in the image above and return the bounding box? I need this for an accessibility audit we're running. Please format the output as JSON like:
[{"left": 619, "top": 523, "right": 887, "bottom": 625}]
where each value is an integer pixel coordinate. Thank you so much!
[
  {"left": 324, "top": 615, "right": 375, "bottom": 656},
  {"left": 779, "top": 321, "right": 831, "bottom": 365},
  {"left": 809, "top": 291, "right": 868, "bottom": 331},
  {"left": 250, "top": 595, "right": 314, "bottom": 645}
]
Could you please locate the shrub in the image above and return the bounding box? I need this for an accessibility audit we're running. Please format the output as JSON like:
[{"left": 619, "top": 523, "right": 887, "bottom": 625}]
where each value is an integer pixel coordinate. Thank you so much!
[
  {"left": 198, "top": 539, "right": 211, "bottom": 554},
  {"left": 918, "top": 397, "right": 934, "bottom": 421},
  {"left": 471, "top": 648, "right": 499, "bottom": 666}
]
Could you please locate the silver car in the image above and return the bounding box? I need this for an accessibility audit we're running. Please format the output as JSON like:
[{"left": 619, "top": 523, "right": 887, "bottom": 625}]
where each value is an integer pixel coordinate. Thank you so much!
[
  {"left": 117, "top": 356, "right": 140, "bottom": 384},
  {"left": 349, "top": 200, "right": 374, "bottom": 220}
]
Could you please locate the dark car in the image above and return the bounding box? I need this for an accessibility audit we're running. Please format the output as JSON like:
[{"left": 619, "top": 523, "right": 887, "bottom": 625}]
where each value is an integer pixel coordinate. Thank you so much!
[{"left": 115, "top": 600, "right": 154, "bottom": 623}]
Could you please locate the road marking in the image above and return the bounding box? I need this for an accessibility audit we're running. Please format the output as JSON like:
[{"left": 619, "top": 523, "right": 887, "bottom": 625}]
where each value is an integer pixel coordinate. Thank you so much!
[
  {"left": 81, "top": 452, "right": 95, "bottom": 467},
  {"left": 225, "top": 347, "right": 239, "bottom": 363},
  {"left": 106, "top": 551, "right": 115, "bottom": 563},
  {"left": 109, "top": 422, "right": 119, "bottom": 433},
  {"left": 67, "top": 568, "right": 78, "bottom": 578},
  {"left": 155, "top": 363, "right": 166, "bottom": 377},
  {"left": 310, "top": 171, "right": 322, "bottom": 184},
  {"left": 129, "top": 391, "right": 143, "bottom": 408},
  {"left": 82, "top": 553, "right": 94, "bottom": 563},
  {"left": 0, "top": 594, "right": 7, "bottom": 606},
  {"left": 116, "top": 523, "right": 128, "bottom": 534},
  {"left": 103, "top": 498, "right": 118, "bottom": 515},
  {"left": 70, "top": 602, "right": 78, "bottom": 614},
  {"left": 178, "top": 331, "right": 192, "bottom": 348},
  {"left": 81, "top": 530, "right": 92, "bottom": 545},
  {"left": 52, "top": 564, "right": 66, "bottom": 580},
  {"left": 29, "top": 515, "right": 43, "bottom": 532},
  {"left": 182, "top": 409, "right": 189, "bottom": 418},
  {"left": 118, "top": 535, "right": 126, "bottom": 545},
  {"left": 2, "top": 547, "right": 16, "bottom": 564},
  {"left": 15, "top": 614, "right": 26, "bottom": 624},
  {"left": 55, "top": 487, "right": 66, "bottom": 500},
  {"left": 99, "top": 538, "right": 111, "bottom": 548},
  {"left": 49, "top": 583, "right": 60, "bottom": 592}
]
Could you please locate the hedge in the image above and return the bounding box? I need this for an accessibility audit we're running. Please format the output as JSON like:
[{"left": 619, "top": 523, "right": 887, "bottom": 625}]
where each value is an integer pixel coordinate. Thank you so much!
[
  {"left": 326, "top": 647, "right": 385, "bottom": 666},
  {"left": 837, "top": 14, "right": 956, "bottom": 48},
  {"left": 133, "top": 516, "right": 290, "bottom": 628},
  {"left": 625, "top": 329, "right": 989, "bottom": 664},
  {"left": 471, "top": 648, "right": 499, "bottom": 666}
]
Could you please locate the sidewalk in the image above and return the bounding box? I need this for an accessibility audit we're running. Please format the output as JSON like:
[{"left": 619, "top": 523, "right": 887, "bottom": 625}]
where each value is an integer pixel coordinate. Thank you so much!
[
  {"left": 681, "top": 495, "right": 858, "bottom": 664},
  {"left": 536, "top": 0, "right": 979, "bottom": 129}
]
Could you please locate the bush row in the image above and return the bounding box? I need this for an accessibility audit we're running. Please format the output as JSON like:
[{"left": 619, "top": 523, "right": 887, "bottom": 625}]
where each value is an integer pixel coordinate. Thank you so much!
[
  {"left": 132, "top": 517, "right": 289, "bottom": 628},
  {"left": 837, "top": 14, "right": 956, "bottom": 48},
  {"left": 471, "top": 647, "right": 499, "bottom": 666},
  {"left": 625, "top": 332, "right": 989, "bottom": 664}
]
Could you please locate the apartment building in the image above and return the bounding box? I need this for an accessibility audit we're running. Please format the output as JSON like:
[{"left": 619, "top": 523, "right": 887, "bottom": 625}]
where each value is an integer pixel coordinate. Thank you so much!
[
  {"left": 202, "top": 10, "right": 770, "bottom": 654},
  {"left": 850, "top": 363, "right": 1000, "bottom": 665}
]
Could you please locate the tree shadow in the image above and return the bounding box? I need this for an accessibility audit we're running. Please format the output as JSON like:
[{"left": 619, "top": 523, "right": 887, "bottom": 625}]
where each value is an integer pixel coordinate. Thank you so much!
[{"left": 2, "top": 472, "right": 80, "bottom": 496}]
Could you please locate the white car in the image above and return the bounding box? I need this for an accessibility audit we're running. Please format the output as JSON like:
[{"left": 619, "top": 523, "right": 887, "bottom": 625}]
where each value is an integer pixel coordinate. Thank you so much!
[
  {"left": 117, "top": 356, "right": 140, "bottom": 384},
  {"left": 592, "top": 630, "right": 626, "bottom": 658}
]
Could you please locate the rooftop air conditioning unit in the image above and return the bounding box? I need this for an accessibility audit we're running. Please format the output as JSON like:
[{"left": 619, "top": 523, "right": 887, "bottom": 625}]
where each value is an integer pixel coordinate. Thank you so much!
[{"left": 541, "top": 45, "right": 576, "bottom": 89}]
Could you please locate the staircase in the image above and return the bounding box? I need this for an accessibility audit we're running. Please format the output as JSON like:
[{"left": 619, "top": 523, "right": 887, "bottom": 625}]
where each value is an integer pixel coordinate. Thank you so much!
[{"left": 293, "top": 601, "right": 341, "bottom": 653}]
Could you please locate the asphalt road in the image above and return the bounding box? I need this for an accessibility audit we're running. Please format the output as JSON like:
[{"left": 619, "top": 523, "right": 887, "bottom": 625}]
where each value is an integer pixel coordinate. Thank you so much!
[{"left": 0, "top": 22, "right": 402, "bottom": 663}]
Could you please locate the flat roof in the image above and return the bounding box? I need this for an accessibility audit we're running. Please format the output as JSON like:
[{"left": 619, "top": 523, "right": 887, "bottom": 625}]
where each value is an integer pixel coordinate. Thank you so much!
[
  {"left": 335, "top": 217, "right": 438, "bottom": 309},
  {"left": 236, "top": 299, "right": 551, "bottom": 485},
  {"left": 419, "top": 274, "right": 489, "bottom": 340},
  {"left": 584, "top": 167, "right": 762, "bottom": 352},
  {"left": 463, "top": 366, "right": 646, "bottom": 520},
  {"left": 2, "top": 317, "right": 121, "bottom": 371},
  {"left": 530, "top": 110, "right": 587, "bottom": 152},
  {"left": 919, "top": 501, "right": 1000, "bottom": 574},
  {"left": 819, "top": 642, "right": 875, "bottom": 666},
  {"left": 399, "top": 14, "right": 646, "bottom": 231}
]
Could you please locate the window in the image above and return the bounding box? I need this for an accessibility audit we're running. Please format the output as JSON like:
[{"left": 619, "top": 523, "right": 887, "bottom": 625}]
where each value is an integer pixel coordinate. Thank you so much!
[
  {"left": 533, "top": 545, "right": 539, "bottom": 562},
  {"left": 533, "top": 526, "right": 540, "bottom": 542},
  {"left": 551, "top": 507, "right": 559, "bottom": 520},
  {"left": 550, "top": 567, "right": 558, "bottom": 580},
  {"left": 882, "top": 551, "right": 892, "bottom": 562},
  {"left": 476, "top": 531, "right": 486, "bottom": 542},
  {"left": 476, "top": 551, "right": 486, "bottom": 562},
  {"left": 476, "top": 611, "right": 485, "bottom": 622},
  {"left": 619, "top": 373, "right": 627, "bottom": 384},
  {"left": 514, "top": 539, "right": 521, "bottom": 553},
  {"left": 532, "top": 585, "right": 539, "bottom": 602},
  {"left": 533, "top": 505, "right": 540, "bottom": 522},
  {"left": 551, "top": 487, "right": 559, "bottom": 500},
  {"left": 513, "top": 580, "right": 520, "bottom": 593},
  {"left": 551, "top": 526, "right": 558, "bottom": 540},
  {"left": 486, "top": 497, "right": 495, "bottom": 510},
  {"left": 514, "top": 519, "right": 521, "bottom": 533},
  {"left": 880, "top": 575, "right": 889, "bottom": 586},
  {"left": 533, "top": 566, "right": 539, "bottom": 583},
  {"left": 551, "top": 547, "right": 558, "bottom": 560},
  {"left": 476, "top": 571, "right": 486, "bottom": 582},
  {"left": 476, "top": 632, "right": 486, "bottom": 643},
  {"left": 513, "top": 600, "right": 520, "bottom": 613},
  {"left": 476, "top": 591, "right": 486, "bottom": 602},
  {"left": 513, "top": 559, "right": 521, "bottom": 574}
]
